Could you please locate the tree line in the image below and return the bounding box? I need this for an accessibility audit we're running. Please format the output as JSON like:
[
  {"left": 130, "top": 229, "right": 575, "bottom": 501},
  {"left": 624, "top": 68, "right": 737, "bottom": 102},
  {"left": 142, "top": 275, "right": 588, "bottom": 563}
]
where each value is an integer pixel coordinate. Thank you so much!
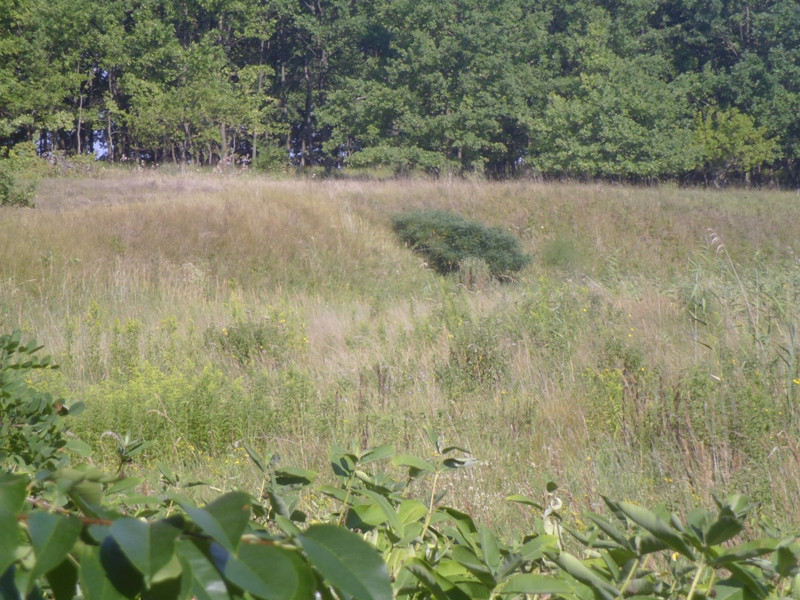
[{"left": 1, "top": 0, "right": 798, "bottom": 184}]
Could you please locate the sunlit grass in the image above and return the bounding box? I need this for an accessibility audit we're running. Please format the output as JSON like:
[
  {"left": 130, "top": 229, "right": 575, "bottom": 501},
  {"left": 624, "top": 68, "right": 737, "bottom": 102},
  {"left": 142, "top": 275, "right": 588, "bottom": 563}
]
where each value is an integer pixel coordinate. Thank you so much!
[{"left": 2, "top": 171, "right": 800, "bottom": 534}]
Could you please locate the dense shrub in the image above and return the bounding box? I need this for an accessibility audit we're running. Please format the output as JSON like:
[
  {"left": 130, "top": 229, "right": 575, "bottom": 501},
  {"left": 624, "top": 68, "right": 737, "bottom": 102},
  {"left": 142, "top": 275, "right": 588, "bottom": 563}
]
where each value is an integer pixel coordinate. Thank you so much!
[
  {"left": 0, "top": 331, "right": 84, "bottom": 471},
  {"left": 0, "top": 164, "right": 34, "bottom": 207},
  {"left": 392, "top": 209, "right": 530, "bottom": 280}
]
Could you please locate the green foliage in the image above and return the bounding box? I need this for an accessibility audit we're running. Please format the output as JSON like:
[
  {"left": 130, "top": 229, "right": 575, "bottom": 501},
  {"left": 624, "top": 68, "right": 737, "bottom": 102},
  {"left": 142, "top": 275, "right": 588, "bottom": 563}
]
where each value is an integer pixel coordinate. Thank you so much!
[
  {"left": 392, "top": 209, "right": 530, "bottom": 280},
  {"left": 345, "top": 145, "right": 457, "bottom": 176},
  {"left": 2, "top": 438, "right": 799, "bottom": 600},
  {"left": 252, "top": 144, "right": 290, "bottom": 173},
  {"left": 204, "top": 308, "right": 306, "bottom": 369},
  {"left": 2, "top": 0, "right": 800, "bottom": 181},
  {"left": 77, "top": 361, "right": 248, "bottom": 459},
  {"left": 0, "top": 331, "right": 84, "bottom": 472},
  {"left": 0, "top": 161, "right": 35, "bottom": 209},
  {"left": 3, "top": 345, "right": 800, "bottom": 599},
  {"left": 438, "top": 317, "right": 508, "bottom": 394},
  {"left": 693, "top": 107, "right": 779, "bottom": 182}
]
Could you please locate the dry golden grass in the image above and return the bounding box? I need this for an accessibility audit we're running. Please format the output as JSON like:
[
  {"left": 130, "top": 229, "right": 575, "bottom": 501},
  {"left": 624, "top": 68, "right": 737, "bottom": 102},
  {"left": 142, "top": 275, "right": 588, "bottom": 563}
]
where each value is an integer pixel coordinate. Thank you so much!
[{"left": 3, "top": 171, "right": 800, "bottom": 531}]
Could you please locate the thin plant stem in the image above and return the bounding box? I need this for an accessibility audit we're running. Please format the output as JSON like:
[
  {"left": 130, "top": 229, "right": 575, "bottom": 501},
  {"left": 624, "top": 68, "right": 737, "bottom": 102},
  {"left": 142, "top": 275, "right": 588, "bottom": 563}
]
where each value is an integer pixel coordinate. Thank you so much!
[
  {"left": 686, "top": 562, "right": 706, "bottom": 600},
  {"left": 616, "top": 557, "right": 641, "bottom": 600}
]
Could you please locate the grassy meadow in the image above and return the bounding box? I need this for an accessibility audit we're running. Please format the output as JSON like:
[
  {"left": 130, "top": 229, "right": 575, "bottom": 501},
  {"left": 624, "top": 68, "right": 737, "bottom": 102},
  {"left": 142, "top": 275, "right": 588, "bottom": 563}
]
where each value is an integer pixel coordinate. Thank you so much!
[{"left": 2, "top": 172, "right": 800, "bottom": 535}]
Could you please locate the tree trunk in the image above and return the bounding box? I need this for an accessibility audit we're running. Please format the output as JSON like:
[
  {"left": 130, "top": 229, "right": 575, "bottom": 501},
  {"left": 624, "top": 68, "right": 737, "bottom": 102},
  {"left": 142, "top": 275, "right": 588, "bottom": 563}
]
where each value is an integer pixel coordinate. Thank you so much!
[
  {"left": 77, "top": 91, "right": 84, "bottom": 155},
  {"left": 220, "top": 122, "right": 228, "bottom": 165},
  {"left": 302, "top": 57, "right": 312, "bottom": 167}
]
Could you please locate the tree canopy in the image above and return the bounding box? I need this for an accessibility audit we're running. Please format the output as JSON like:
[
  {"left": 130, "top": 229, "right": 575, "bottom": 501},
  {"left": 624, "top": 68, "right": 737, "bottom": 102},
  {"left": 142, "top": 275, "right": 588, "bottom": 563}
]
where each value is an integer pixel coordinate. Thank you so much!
[{"left": 1, "top": 0, "right": 797, "bottom": 184}]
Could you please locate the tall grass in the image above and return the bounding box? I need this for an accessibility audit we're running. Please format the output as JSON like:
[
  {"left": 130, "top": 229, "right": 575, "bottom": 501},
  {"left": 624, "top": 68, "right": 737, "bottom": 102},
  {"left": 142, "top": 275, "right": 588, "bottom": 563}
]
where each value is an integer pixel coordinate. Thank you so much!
[{"left": 2, "top": 172, "right": 799, "bottom": 533}]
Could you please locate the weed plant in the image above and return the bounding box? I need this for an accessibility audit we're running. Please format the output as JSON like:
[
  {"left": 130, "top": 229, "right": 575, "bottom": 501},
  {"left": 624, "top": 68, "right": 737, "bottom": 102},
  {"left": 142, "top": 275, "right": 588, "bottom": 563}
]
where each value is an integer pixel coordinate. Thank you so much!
[{"left": 2, "top": 173, "right": 800, "bottom": 534}]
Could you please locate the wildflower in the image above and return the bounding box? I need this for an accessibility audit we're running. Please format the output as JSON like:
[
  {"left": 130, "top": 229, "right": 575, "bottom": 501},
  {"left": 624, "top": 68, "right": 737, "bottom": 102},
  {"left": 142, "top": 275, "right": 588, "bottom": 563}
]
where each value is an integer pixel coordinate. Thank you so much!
[{"left": 793, "top": 378, "right": 800, "bottom": 385}]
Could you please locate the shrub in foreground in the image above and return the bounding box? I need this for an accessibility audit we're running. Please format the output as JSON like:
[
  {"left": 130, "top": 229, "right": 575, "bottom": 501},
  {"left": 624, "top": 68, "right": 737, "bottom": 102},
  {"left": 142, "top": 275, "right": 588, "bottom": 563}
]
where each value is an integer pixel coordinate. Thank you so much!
[
  {"left": 392, "top": 209, "right": 530, "bottom": 280},
  {"left": 3, "top": 331, "right": 800, "bottom": 600}
]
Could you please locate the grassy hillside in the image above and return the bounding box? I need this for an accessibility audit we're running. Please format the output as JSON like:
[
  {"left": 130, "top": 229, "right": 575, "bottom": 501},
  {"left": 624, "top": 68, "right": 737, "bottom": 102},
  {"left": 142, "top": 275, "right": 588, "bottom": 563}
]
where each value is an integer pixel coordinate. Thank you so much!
[{"left": 2, "top": 172, "right": 799, "bottom": 533}]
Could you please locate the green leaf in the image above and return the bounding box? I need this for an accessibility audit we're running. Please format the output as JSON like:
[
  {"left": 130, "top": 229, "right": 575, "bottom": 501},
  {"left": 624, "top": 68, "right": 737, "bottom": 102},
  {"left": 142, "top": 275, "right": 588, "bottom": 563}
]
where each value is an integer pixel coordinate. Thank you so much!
[
  {"left": 354, "top": 489, "right": 404, "bottom": 537},
  {"left": 617, "top": 503, "right": 694, "bottom": 558},
  {"left": 219, "top": 542, "right": 314, "bottom": 600},
  {"left": 64, "top": 438, "right": 92, "bottom": 458},
  {"left": 99, "top": 535, "right": 145, "bottom": 597},
  {"left": 520, "top": 535, "right": 559, "bottom": 561},
  {"left": 442, "top": 457, "right": 480, "bottom": 469},
  {"left": 438, "top": 507, "right": 479, "bottom": 552},
  {"left": 774, "top": 543, "right": 800, "bottom": 578},
  {"left": 156, "top": 462, "right": 179, "bottom": 486},
  {"left": 398, "top": 500, "right": 428, "bottom": 525},
  {"left": 347, "top": 502, "right": 387, "bottom": 529},
  {"left": 586, "top": 513, "right": 631, "bottom": 550},
  {"left": 151, "top": 552, "right": 183, "bottom": 586},
  {"left": 0, "top": 473, "right": 29, "bottom": 514},
  {"left": 179, "top": 492, "right": 251, "bottom": 552},
  {"left": 266, "top": 490, "right": 291, "bottom": 519},
  {"left": 392, "top": 454, "right": 436, "bottom": 476},
  {"left": 298, "top": 524, "right": 392, "bottom": 600},
  {"left": 359, "top": 444, "right": 395, "bottom": 465},
  {"left": 554, "top": 551, "right": 619, "bottom": 600},
  {"left": 110, "top": 517, "right": 181, "bottom": 584},
  {"left": 424, "top": 428, "right": 441, "bottom": 452},
  {"left": 27, "top": 512, "right": 82, "bottom": 590},
  {"left": 0, "top": 520, "right": 20, "bottom": 582},
  {"left": 704, "top": 509, "right": 744, "bottom": 546},
  {"left": 176, "top": 540, "right": 230, "bottom": 600},
  {"left": 318, "top": 485, "right": 348, "bottom": 502},
  {"left": 479, "top": 524, "right": 500, "bottom": 573},
  {"left": 440, "top": 445, "right": 471, "bottom": 455},
  {"left": 65, "top": 401, "right": 85, "bottom": 417},
  {"left": 404, "top": 557, "right": 471, "bottom": 600},
  {"left": 506, "top": 494, "right": 543, "bottom": 510},
  {"left": 274, "top": 467, "right": 316, "bottom": 487},
  {"left": 451, "top": 545, "right": 491, "bottom": 575},
  {"left": 78, "top": 546, "right": 128, "bottom": 600},
  {"left": 711, "top": 539, "right": 779, "bottom": 567},
  {"left": 725, "top": 562, "right": 769, "bottom": 600},
  {"left": 274, "top": 515, "right": 301, "bottom": 538},
  {"left": 243, "top": 444, "right": 269, "bottom": 473},
  {"left": 45, "top": 559, "right": 79, "bottom": 600},
  {"left": 0, "top": 474, "right": 27, "bottom": 576},
  {"left": 634, "top": 535, "right": 669, "bottom": 556},
  {"left": 106, "top": 477, "right": 144, "bottom": 496},
  {"left": 713, "top": 579, "right": 746, "bottom": 600},
  {"left": 502, "top": 573, "right": 574, "bottom": 595}
]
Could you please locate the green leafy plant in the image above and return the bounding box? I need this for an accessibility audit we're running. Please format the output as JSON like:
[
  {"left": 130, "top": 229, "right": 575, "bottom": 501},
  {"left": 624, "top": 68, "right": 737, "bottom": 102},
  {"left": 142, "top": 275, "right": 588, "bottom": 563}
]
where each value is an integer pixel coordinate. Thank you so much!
[
  {"left": 3, "top": 330, "right": 800, "bottom": 600},
  {"left": 0, "top": 330, "right": 85, "bottom": 472},
  {"left": 205, "top": 308, "right": 306, "bottom": 369},
  {"left": 392, "top": 209, "right": 531, "bottom": 280},
  {"left": 0, "top": 162, "right": 35, "bottom": 208}
]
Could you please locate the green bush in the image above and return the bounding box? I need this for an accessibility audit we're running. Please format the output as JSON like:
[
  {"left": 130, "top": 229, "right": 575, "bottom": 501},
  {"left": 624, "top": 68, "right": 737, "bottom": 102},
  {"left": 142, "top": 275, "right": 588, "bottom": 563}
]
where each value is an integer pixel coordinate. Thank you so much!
[
  {"left": 392, "top": 209, "right": 530, "bottom": 280},
  {"left": 0, "top": 331, "right": 84, "bottom": 471},
  {"left": 0, "top": 142, "right": 46, "bottom": 207},
  {"left": 0, "top": 163, "right": 35, "bottom": 207}
]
